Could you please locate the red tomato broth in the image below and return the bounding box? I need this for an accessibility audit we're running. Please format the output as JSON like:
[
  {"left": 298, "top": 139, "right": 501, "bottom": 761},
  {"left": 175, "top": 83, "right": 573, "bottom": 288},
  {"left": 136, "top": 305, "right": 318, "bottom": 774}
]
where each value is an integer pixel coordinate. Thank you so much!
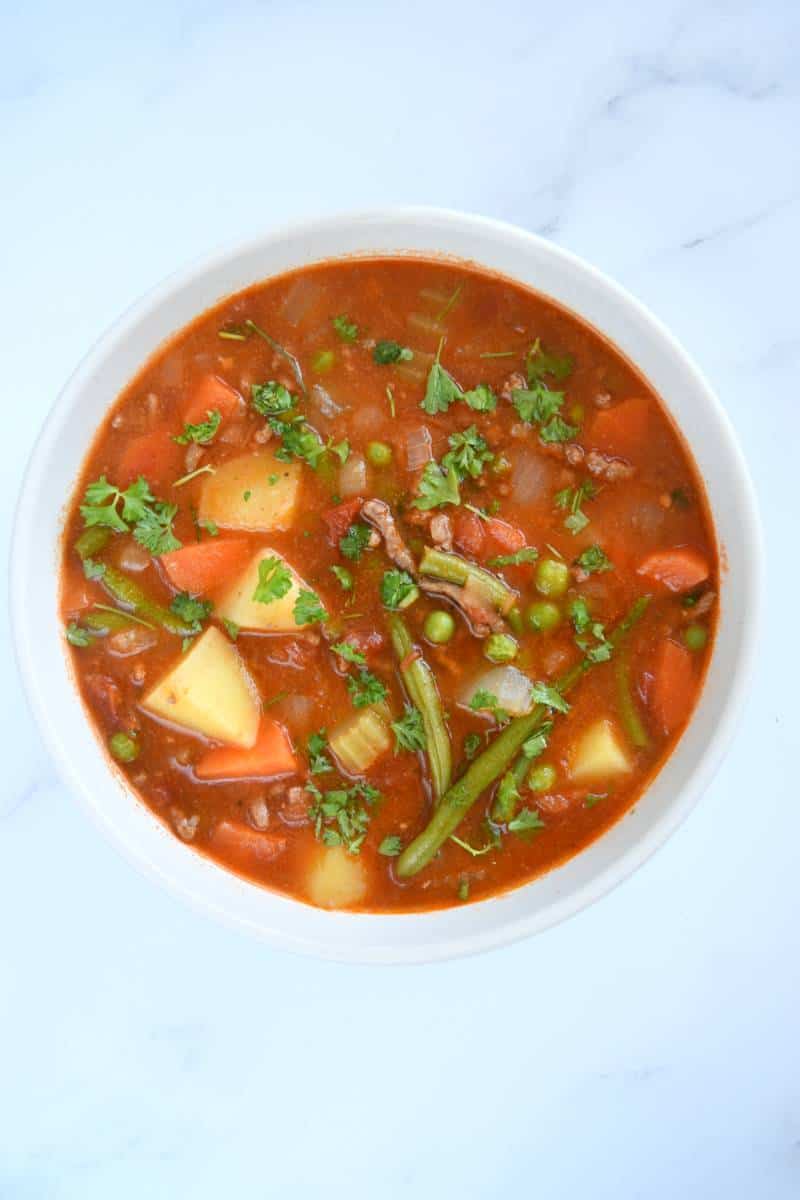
[{"left": 60, "top": 257, "right": 718, "bottom": 911}]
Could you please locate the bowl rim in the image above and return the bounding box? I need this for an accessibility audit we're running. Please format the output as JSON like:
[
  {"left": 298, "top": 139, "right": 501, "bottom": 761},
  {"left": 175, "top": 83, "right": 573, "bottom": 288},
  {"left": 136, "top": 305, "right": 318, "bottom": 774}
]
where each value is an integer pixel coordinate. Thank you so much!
[{"left": 9, "top": 205, "right": 765, "bottom": 963}]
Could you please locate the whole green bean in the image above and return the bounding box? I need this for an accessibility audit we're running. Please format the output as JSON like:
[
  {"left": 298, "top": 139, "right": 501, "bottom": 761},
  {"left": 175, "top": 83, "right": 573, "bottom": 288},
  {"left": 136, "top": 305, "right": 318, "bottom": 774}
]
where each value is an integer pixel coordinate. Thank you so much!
[
  {"left": 74, "top": 526, "right": 112, "bottom": 560},
  {"left": 419, "top": 547, "right": 516, "bottom": 616},
  {"left": 83, "top": 608, "right": 137, "bottom": 634},
  {"left": 615, "top": 647, "right": 651, "bottom": 749},
  {"left": 73, "top": 530, "right": 195, "bottom": 638},
  {"left": 388, "top": 614, "right": 452, "bottom": 801},
  {"left": 396, "top": 596, "right": 650, "bottom": 878}
]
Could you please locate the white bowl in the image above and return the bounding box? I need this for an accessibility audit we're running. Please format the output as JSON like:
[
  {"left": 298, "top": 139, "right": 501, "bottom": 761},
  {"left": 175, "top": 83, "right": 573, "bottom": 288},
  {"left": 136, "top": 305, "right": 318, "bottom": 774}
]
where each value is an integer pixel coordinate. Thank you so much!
[{"left": 10, "top": 208, "right": 763, "bottom": 963}]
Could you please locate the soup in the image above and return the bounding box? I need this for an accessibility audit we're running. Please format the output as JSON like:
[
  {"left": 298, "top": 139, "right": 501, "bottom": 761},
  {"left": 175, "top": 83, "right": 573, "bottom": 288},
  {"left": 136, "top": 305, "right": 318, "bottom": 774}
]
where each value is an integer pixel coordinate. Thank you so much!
[{"left": 60, "top": 258, "right": 717, "bottom": 911}]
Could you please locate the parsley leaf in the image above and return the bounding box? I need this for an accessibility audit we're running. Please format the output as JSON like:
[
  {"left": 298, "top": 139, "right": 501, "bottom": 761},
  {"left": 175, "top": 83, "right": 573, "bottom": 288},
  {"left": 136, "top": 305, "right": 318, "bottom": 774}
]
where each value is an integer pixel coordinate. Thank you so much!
[
  {"left": 293, "top": 589, "right": 326, "bottom": 626},
  {"left": 508, "top": 807, "right": 546, "bottom": 834},
  {"left": 526, "top": 338, "right": 573, "bottom": 383},
  {"left": 331, "top": 640, "right": 366, "bottom": 666},
  {"left": 339, "top": 523, "right": 372, "bottom": 562},
  {"left": 380, "top": 569, "right": 418, "bottom": 610},
  {"left": 391, "top": 705, "right": 426, "bottom": 754},
  {"left": 269, "top": 417, "right": 327, "bottom": 468},
  {"left": 332, "top": 314, "right": 359, "bottom": 343},
  {"left": 307, "top": 730, "right": 333, "bottom": 775},
  {"left": 494, "top": 771, "right": 521, "bottom": 823},
  {"left": 469, "top": 689, "right": 509, "bottom": 723},
  {"left": 412, "top": 462, "right": 461, "bottom": 510},
  {"left": 378, "top": 835, "right": 403, "bottom": 857},
  {"left": 251, "top": 380, "right": 294, "bottom": 416},
  {"left": 421, "top": 347, "right": 463, "bottom": 415},
  {"left": 488, "top": 547, "right": 539, "bottom": 568},
  {"left": 521, "top": 723, "right": 552, "bottom": 760},
  {"left": 133, "top": 501, "right": 181, "bottom": 555},
  {"left": 463, "top": 383, "right": 497, "bottom": 412},
  {"left": 374, "top": 340, "right": 413, "bottom": 364},
  {"left": 569, "top": 597, "right": 592, "bottom": 633},
  {"left": 530, "top": 681, "right": 570, "bottom": 714},
  {"left": 441, "top": 425, "right": 494, "bottom": 481},
  {"left": 169, "top": 592, "right": 212, "bottom": 630},
  {"left": 252, "top": 556, "right": 293, "bottom": 604},
  {"left": 575, "top": 545, "right": 613, "bottom": 574},
  {"left": 306, "top": 779, "right": 380, "bottom": 854},
  {"left": 80, "top": 475, "right": 150, "bottom": 533},
  {"left": 511, "top": 384, "right": 564, "bottom": 425},
  {"left": 555, "top": 479, "right": 598, "bottom": 534},
  {"left": 222, "top": 618, "right": 240, "bottom": 641},
  {"left": 346, "top": 669, "right": 388, "bottom": 709},
  {"left": 330, "top": 564, "right": 353, "bottom": 591},
  {"left": 463, "top": 732, "right": 482, "bottom": 759},
  {"left": 173, "top": 409, "right": 221, "bottom": 445},
  {"left": 330, "top": 438, "right": 350, "bottom": 464},
  {"left": 540, "top": 414, "right": 579, "bottom": 443},
  {"left": 82, "top": 557, "right": 106, "bottom": 581},
  {"left": 66, "top": 622, "right": 92, "bottom": 647}
]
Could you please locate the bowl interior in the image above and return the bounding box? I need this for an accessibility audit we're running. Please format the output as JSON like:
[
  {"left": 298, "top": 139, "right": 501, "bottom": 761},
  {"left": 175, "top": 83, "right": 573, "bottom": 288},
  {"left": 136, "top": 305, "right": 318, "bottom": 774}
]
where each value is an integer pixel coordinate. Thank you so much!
[{"left": 11, "top": 209, "right": 762, "bottom": 962}]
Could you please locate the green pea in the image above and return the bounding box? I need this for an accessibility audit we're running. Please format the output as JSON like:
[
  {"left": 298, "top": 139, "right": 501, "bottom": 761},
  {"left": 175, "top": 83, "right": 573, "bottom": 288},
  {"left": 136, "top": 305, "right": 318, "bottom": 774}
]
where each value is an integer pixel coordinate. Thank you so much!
[
  {"left": 569, "top": 402, "right": 585, "bottom": 424},
  {"left": 491, "top": 454, "right": 512, "bottom": 477},
  {"left": 528, "top": 762, "right": 556, "bottom": 793},
  {"left": 424, "top": 610, "right": 455, "bottom": 644},
  {"left": 683, "top": 623, "right": 708, "bottom": 652},
  {"left": 526, "top": 600, "right": 561, "bottom": 633},
  {"left": 109, "top": 731, "right": 139, "bottom": 764},
  {"left": 484, "top": 634, "right": 518, "bottom": 664},
  {"left": 367, "top": 441, "right": 393, "bottom": 467},
  {"left": 535, "top": 557, "right": 570, "bottom": 597},
  {"left": 312, "top": 349, "right": 335, "bottom": 373}
]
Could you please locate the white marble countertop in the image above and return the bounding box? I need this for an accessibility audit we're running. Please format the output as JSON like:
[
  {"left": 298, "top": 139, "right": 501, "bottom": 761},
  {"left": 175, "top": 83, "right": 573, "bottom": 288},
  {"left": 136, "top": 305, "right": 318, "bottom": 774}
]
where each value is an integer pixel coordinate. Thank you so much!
[{"left": 2, "top": 2, "right": 798, "bottom": 1196}]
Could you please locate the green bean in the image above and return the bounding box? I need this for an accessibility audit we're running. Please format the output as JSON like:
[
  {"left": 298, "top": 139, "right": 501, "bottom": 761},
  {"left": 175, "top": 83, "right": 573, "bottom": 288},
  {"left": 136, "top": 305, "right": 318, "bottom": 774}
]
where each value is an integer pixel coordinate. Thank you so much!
[
  {"left": 615, "top": 646, "right": 650, "bottom": 749},
  {"left": 73, "top": 531, "right": 195, "bottom": 638},
  {"left": 388, "top": 614, "right": 452, "bottom": 801},
  {"left": 396, "top": 596, "right": 650, "bottom": 878},
  {"left": 419, "top": 546, "right": 516, "bottom": 615},
  {"left": 489, "top": 752, "right": 529, "bottom": 824},
  {"left": 74, "top": 526, "right": 112, "bottom": 560},
  {"left": 83, "top": 608, "right": 137, "bottom": 634}
]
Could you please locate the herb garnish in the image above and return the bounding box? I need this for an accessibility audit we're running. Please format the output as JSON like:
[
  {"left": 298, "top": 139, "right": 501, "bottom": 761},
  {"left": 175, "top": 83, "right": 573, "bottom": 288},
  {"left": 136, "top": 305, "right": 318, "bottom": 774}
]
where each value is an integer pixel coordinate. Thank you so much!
[
  {"left": 66, "top": 622, "right": 93, "bottom": 647},
  {"left": 441, "top": 425, "right": 494, "bottom": 481},
  {"left": 306, "top": 779, "right": 381, "bottom": 854},
  {"left": 307, "top": 730, "right": 333, "bottom": 775},
  {"left": 530, "top": 681, "right": 570, "bottom": 714},
  {"left": 374, "top": 340, "right": 413, "bottom": 365},
  {"left": 380, "top": 569, "right": 418, "bottom": 610},
  {"left": 346, "top": 669, "right": 388, "bottom": 709},
  {"left": 330, "top": 564, "right": 353, "bottom": 592},
  {"left": 575, "top": 545, "right": 613, "bottom": 574},
  {"left": 293, "top": 589, "right": 326, "bottom": 626},
  {"left": 252, "top": 556, "right": 293, "bottom": 605},
  {"left": 251, "top": 380, "right": 294, "bottom": 416},
  {"left": 378, "top": 835, "right": 403, "bottom": 857},
  {"left": 332, "top": 314, "right": 359, "bottom": 342},
  {"left": 420, "top": 341, "right": 464, "bottom": 415},
  {"left": 488, "top": 547, "right": 539, "bottom": 568},
  {"left": 412, "top": 461, "right": 461, "bottom": 510},
  {"left": 80, "top": 475, "right": 181, "bottom": 555},
  {"left": 554, "top": 479, "right": 598, "bottom": 534},
  {"left": 173, "top": 409, "right": 221, "bottom": 446},
  {"left": 169, "top": 593, "right": 212, "bottom": 630},
  {"left": 331, "top": 640, "right": 366, "bottom": 666},
  {"left": 391, "top": 705, "right": 426, "bottom": 754},
  {"left": 339, "top": 523, "right": 372, "bottom": 562}
]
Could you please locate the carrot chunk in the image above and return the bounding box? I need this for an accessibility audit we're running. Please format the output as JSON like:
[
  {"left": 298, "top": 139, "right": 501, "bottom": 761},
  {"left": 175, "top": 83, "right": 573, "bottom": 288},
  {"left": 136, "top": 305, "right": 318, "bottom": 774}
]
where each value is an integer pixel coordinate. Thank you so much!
[
  {"left": 184, "top": 375, "right": 242, "bottom": 425},
  {"left": 322, "top": 498, "right": 363, "bottom": 543},
  {"left": 649, "top": 639, "right": 697, "bottom": 735},
  {"left": 588, "top": 396, "right": 651, "bottom": 460},
  {"left": 210, "top": 820, "right": 288, "bottom": 863},
  {"left": 195, "top": 718, "right": 297, "bottom": 781},
  {"left": 484, "top": 517, "right": 527, "bottom": 556},
  {"left": 160, "top": 537, "right": 252, "bottom": 595},
  {"left": 453, "top": 510, "right": 485, "bottom": 558},
  {"left": 116, "top": 429, "right": 183, "bottom": 488},
  {"left": 637, "top": 547, "right": 710, "bottom": 592}
]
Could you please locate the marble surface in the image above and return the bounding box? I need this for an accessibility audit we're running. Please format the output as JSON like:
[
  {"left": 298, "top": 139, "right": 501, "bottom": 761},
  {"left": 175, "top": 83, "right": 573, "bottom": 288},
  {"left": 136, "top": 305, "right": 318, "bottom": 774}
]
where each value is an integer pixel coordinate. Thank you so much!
[{"left": 1, "top": 1, "right": 798, "bottom": 1196}]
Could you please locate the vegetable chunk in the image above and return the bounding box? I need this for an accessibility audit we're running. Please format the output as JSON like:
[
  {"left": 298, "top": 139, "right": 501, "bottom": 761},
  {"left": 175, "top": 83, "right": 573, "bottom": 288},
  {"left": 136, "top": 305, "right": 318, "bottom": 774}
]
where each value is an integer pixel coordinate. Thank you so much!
[
  {"left": 570, "top": 718, "right": 632, "bottom": 782},
  {"left": 329, "top": 707, "right": 392, "bottom": 774},
  {"left": 215, "top": 550, "right": 318, "bottom": 632},
  {"left": 198, "top": 451, "right": 301, "bottom": 532},
  {"left": 306, "top": 845, "right": 368, "bottom": 909},
  {"left": 649, "top": 639, "right": 696, "bottom": 734},
  {"left": 141, "top": 626, "right": 260, "bottom": 747},
  {"left": 195, "top": 718, "right": 297, "bottom": 780},
  {"left": 637, "top": 547, "right": 710, "bottom": 593},
  {"left": 160, "top": 538, "right": 252, "bottom": 595}
]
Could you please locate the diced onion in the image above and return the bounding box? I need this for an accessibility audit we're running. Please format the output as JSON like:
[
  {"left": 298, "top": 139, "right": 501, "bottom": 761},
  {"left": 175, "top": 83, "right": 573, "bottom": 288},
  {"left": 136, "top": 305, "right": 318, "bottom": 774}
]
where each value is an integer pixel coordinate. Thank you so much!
[
  {"left": 458, "top": 666, "right": 533, "bottom": 717},
  {"left": 339, "top": 452, "right": 368, "bottom": 497},
  {"left": 310, "top": 383, "right": 343, "bottom": 419},
  {"left": 404, "top": 426, "right": 433, "bottom": 471},
  {"left": 511, "top": 450, "right": 555, "bottom": 505}
]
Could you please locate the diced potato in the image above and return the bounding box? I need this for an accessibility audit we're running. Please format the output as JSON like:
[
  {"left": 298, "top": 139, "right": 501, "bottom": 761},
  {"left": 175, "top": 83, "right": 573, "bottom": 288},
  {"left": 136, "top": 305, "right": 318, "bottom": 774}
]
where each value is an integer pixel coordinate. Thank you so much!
[
  {"left": 569, "top": 718, "right": 632, "bottom": 783},
  {"left": 215, "top": 549, "right": 319, "bottom": 632},
  {"left": 329, "top": 707, "right": 392, "bottom": 774},
  {"left": 198, "top": 450, "right": 301, "bottom": 532},
  {"left": 306, "top": 845, "right": 368, "bottom": 909},
  {"left": 141, "top": 627, "right": 260, "bottom": 747}
]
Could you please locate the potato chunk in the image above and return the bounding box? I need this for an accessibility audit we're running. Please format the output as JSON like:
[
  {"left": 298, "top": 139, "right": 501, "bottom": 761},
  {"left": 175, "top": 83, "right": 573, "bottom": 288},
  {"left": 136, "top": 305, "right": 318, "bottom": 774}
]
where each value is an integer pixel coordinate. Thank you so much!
[
  {"left": 198, "top": 450, "right": 300, "bottom": 532},
  {"left": 569, "top": 718, "right": 632, "bottom": 783},
  {"left": 306, "top": 846, "right": 368, "bottom": 909},
  {"left": 215, "top": 549, "right": 320, "bottom": 632},
  {"left": 141, "top": 627, "right": 260, "bottom": 747}
]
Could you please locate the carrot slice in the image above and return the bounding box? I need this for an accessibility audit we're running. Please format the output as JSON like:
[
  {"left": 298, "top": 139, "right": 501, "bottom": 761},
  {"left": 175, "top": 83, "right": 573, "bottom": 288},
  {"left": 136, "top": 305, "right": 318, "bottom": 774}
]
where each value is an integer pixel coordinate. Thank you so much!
[
  {"left": 184, "top": 375, "right": 242, "bottom": 425},
  {"left": 484, "top": 517, "right": 526, "bottom": 556},
  {"left": 160, "top": 537, "right": 252, "bottom": 595},
  {"left": 117, "top": 429, "right": 183, "bottom": 488},
  {"left": 210, "top": 820, "right": 288, "bottom": 863},
  {"left": 649, "top": 639, "right": 697, "bottom": 735},
  {"left": 637, "top": 547, "right": 710, "bottom": 592},
  {"left": 195, "top": 718, "right": 297, "bottom": 781},
  {"left": 588, "top": 396, "right": 651, "bottom": 460},
  {"left": 322, "top": 498, "right": 363, "bottom": 543}
]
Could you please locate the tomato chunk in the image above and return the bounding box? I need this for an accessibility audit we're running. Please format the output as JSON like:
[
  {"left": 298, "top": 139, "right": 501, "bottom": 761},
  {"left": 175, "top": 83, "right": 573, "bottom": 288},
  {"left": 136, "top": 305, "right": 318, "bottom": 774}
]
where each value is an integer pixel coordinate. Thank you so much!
[
  {"left": 195, "top": 718, "right": 297, "bottom": 781},
  {"left": 160, "top": 538, "right": 252, "bottom": 595},
  {"left": 637, "top": 547, "right": 710, "bottom": 592},
  {"left": 484, "top": 517, "right": 526, "bottom": 557},
  {"left": 452, "top": 510, "right": 485, "bottom": 558},
  {"left": 322, "top": 498, "right": 363, "bottom": 543}
]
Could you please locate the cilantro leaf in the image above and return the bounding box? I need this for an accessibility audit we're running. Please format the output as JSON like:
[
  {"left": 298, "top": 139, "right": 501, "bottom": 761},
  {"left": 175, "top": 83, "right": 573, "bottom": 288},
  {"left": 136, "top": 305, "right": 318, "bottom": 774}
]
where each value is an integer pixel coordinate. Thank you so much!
[
  {"left": 421, "top": 353, "right": 463, "bottom": 415},
  {"left": 307, "top": 779, "right": 380, "bottom": 854},
  {"left": 391, "top": 705, "right": 426, "bottom": 754},
  {"left": 378, "top": 835, "right": 403, "bottom": 857},
  {"left": 339, "top": 523, "right": 372, "bottom": 562},
  {"left": 80, "top": 475, "right": 141, "bottom": 533},
  {"left": 269, "top": 417, "right": 327, "bottom": 468},
  {"left": 380, "top": 569, "right": 418, "bottom": 610},
  {"left": 540, "top": 414, "right": 579, "bottom": 443},
  {"left": 374, "top": 340, "right": 413, "bottom": 364},
  {"left": 251, "top": 381, "right": 294, "bottom": 416},
  {"left": 469, "top": 689, "right": 509, "bottom": 723},
  {"left": 530, "top": 681, "right": 570, "bottom": 714},
  {"left": 82, "top": 557, "right": 106, "bottom": 581},
  {"left": 331, "top": 640, "right": 366, "bottom": 666},
  {"left": 463, "top": 383, "right": 497, "bottom": 413},
  {"left": 441, "top": 425, "right": 493, "bottom": 481},
  {"left": 330, "top": 564, "right": 353, "bottom": 591},
  {"left": 521, "top": 724, "right": 552, "bottom": 760},
  {"left": 346, "top": 669, "right": 388, "bottom": 709},
  {"left": 173, "top": 409, "right": 221, "bottom": 445},
  {"left": 488, "top": 547, "right": 539, "bottom": 568},
  {"left": 330, "top": 439, "right": 349, "bottom": 464},
  {"left": 576, "top": 545, "right": 613, "bottom": 574},
  {"left": 508, "top": 807, "right": 546, "bottom": 834},
  {"left": 132, "top": 501, "right": 181, "bottom": 555},
  {"left": 66, "top": 622, "right": 93, "bottom": 647},
  {"left": 526, "top": 338, "right": 573, "bottom": 383},
  {"left": 412, "top": 462, "right": 461, "bottom": 510},
  {"left": 307, "top": 730, "right": 333, "bottom": 775},
  {"left": 222, "top": 618, "right": 240, "bottom": 641},
  {"left": 332, "top": 314, "right": 359, "bottom": 343},
  {"left": 569, "top": 597, "right": 592, "bottom": 633},
  {"left": 493, "top": 771, "right": 521, "bottom": 823},
  {"left": 511, "top": 384, "right": 564, "bottom": 425},
  {"left": 555, "top": 479, "right": 597, "bottom": 534},
  {"left": 169, "top": 592, "right": 212, "bottom": 630},
  {"left": 252, "top": 556, "right": 293, "bottom": 604},
  {"left": 463, "top": 732, "right": 482, "bottom": 759},
  {"left": 81, "top": 475, "right": 182, "bottom": 554},
  {"left": 293, "top": 589, "right": 326, "bottom": 626}
]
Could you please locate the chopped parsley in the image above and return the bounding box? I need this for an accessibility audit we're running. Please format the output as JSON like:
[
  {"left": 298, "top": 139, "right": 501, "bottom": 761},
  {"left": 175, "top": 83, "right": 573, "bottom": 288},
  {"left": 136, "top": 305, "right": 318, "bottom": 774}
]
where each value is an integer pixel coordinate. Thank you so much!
[
  {"left": 293, "top": 589, "right": 326, "bottom": 626},
  {"left": 252, "top": 556, "right": 293, "bottom": 605},
  {"left": 339, "top": 522, "right": 372, "bottom": 562},
  {"left": 346, "top": 668, "right": 388, "bottom": 709},
  {"left": 251, "top": 380, "right": 294, "bottom": 416},
  {"left": 569, "top": 596, "right": 592, "bottom": 633},
  {"left": 511, "top": 340, "right": 577, "bottom": 444},
  {"left": 380, "top": 569, "right": 418, "bottom": 610},
  {"left": 469, "top": 689, "right": 509, "bottom": 723},
  {"left": 530, "top": 681, "right": 570, "bottom": 714},
  {"left": 450, "top": 830, "right": 498, "bottom": 857},
  {"left": 463, "top": 732, "right": 482, "bottom": 759},
  {"left": 373, "top": 340, "right": 413, "bottom": 364},
  {"left": 306, "top": 779, "right": 380, "bottom": 855},
  {"left": 420, "top": 343, "right": 464, "bottom": 415},
  {"left": 331, "top": 640, "right": 366, "bottom": 666},
  {"left": 493, "top": 771, "right": 521, "bottom": 824},
  {"left": 412, "top": 461, "right": 461, "bottom": 510},
  {"left": 82, "top": 557, "right": 106, "bottom": 581},
  {"left": 488, "top": 546, "right": 539, "bottom": 568},
  {"left": 526, "top": 338, "right": 573, "bottom": 383},
  {"left": 584, "top": 793, "right": 606, "bottom": 809},
  {"left": 173, "top": 409, "right": 221, "bottom": 445},
  {"left": 307, "top": 730, "right": 333, "bottom": 775},
  {"left": 391, "top": 705, "right": 426, "bottom": 754},
  {"left": 554, "top": 479, "right": 598, "bottom": 534},
  {"left": 330, "top": 438, "right": 350, "bottom": 464},
  {"left": 521, "top": 723, "right": 552, "bottom": 760},
  {"left": 575, "top": 545, "right": 613, "bottom": 574},
  {"left": 463, "top": 383, "right": 497, "bottom": 413},
  {"left": 540, "top": 414, "right": 579, "bottom": 443},
  {"left": 511, "top": 384, "right": 564, "bottom": 426},
  {"left": 508, "top": 807, "right": 546, "bottom": 835},
  {"left": 169, "top": 593, "right": 212, "bottom": 630},
  {"left": 378, "top": 835, "right": 403, "bottom": 857},
  {"left": 221, "top": 618, "right": 240, "bottom": 641},
  {"left": 441, "top": 425, "right": 494, "bottom": 481},
  {"left": 269, "top": 416, "right": 327, "bottom": 469},
  {"left": 66, "top": 622, "right": 92, "bottom": 647},
  {"left": 330, "top": 564, "right": 353, "bottom": 592},
  {"left": 80, "top": 475, "right": 181, "bottom": 555},
  {"left": 332, "top": 314, "right": 359, "bottom": 343}
]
